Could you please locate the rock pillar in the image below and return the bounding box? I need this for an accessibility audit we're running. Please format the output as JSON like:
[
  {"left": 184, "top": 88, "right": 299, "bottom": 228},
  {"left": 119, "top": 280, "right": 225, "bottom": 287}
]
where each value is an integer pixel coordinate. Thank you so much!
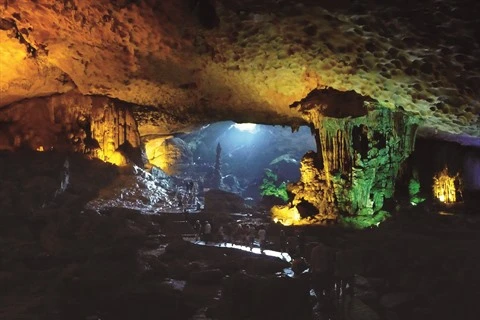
[{"left": 273, "top": 88, "right": 418, "bottom": 227}]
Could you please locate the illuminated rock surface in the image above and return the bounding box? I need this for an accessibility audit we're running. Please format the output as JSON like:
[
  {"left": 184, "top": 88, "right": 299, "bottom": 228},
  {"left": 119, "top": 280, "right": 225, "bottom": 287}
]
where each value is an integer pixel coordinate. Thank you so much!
[
  {"left": 0, "top": 92, "right": 141, "bottom": 165},
  {"left": 432, "top": 166, "right": 459, "bottom": 204},
  {"left": 145, "top": 136, "right": 192, "bottom": 175},
  {"left": 0, "top": 0, "right": 478, "bottom": 142},
  {"left": 274, "top": 90, "right": 417, "bottom": 226},
  {"left": 0, "top": 1, "right": 478, "bottom": 211}
]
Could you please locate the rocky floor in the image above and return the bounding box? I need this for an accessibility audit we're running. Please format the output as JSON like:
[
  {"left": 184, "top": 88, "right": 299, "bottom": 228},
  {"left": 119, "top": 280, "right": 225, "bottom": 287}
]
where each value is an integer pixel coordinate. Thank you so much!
[{"left": 1, "top": 151, "right": 480, "bottom": 320}]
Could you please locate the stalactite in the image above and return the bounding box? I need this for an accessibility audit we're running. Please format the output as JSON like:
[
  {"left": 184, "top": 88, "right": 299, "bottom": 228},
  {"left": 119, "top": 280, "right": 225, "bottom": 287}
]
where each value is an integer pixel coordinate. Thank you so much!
[
  {"left": 87, "top": 100, "right": 140, "bottom": 164},
  {"left": 279, "top": 104, "right": 418, "bottom": 227}
]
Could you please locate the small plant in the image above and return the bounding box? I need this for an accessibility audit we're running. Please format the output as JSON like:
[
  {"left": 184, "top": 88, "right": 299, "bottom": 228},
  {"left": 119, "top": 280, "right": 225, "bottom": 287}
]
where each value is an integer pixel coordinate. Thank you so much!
[{"left": 260, "top": 169, "right": 289, "bottom": 202}]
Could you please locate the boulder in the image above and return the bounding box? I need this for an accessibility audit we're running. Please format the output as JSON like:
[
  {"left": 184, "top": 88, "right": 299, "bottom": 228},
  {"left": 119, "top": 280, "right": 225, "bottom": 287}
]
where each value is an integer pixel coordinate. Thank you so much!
[
  {"left": 242, "top": 256, "right": 290, "bottom": 275},
  {"left": 204, "top": 189, "right": 245, "bottom": 213},
  {"left": 189, "top": 268, "right": 224, "bottom": 285},
  {"left": 165, "top": 238, "right": 192, "bottom": 255},
  {"left": 219, "top": 272, "right": 311, "bottom": 320}
]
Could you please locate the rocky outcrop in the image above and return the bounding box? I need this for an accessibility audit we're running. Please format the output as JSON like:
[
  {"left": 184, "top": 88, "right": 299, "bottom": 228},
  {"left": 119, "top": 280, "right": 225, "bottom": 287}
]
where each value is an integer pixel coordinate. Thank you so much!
[
  {"left": 204, "top": 189, "right": 245, "bottom": 213},
  {"left": 218, "top": 272, "right": 311, "bottom": 320},
  {"left": 145, "top": 136, "right": 192, "bottom": 175},
  {"left": 273, "top": 89, "right": 418, "bottom": 227},
  {"left": 0, "top": 92, "right": 141, "bottom": 165}
]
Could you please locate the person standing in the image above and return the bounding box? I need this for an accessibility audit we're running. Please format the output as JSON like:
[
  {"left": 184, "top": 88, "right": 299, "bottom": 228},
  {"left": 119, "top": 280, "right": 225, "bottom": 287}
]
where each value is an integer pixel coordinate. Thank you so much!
[
  {"left": 258, "top": 225, "right": 267, "bottom": 253},
  {"left": 310, "top": 242, "right": 334, "bottom": 311},
  {"left": 194, "top": 220, "right": 202, "bottom": 242},
  {"left": 218, "top": 225, "right": 225, "bottom": 246},
  {"left": 248, "top": 225, "right": 256, "bottom": 250},
  {"left": 204, "top": 220, "right": 212, "bottom": 244},
  {"left": 279, "top": 229, "right": 287, "bottom": 253},
  {"left": 287, "top": 235, "right": 298, "bottom": 258}
]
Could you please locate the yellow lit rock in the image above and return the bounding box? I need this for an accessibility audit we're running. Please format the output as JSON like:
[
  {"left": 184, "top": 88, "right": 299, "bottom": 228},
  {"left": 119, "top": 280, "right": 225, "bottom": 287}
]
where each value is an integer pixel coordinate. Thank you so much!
[
  {"left": 145, "top": 136, "right": 191, "bottom": 175},
  {"left": 0, "top": 0, "right": 478, "bottom": 141},
  {"left": 0, "top": 92, "right": 140, "bottom": 164},
  {"left": 105, "top": 150, "right": 127, "bottom": 166},
  {"left": 271, "top": 205, "right": 310, "bottom": 226},
  {"left": 145, "top": 137, "right": 171, "bottom": 174},
  {"left": 433, "top": 167, "right": 459, "bottom": 204}
]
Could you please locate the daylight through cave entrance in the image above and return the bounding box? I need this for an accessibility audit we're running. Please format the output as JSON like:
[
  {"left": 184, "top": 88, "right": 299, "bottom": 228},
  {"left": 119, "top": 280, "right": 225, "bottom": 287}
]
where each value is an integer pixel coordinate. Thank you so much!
[{"left": 143, "top": 121, "right": 316, "bottom": 213}]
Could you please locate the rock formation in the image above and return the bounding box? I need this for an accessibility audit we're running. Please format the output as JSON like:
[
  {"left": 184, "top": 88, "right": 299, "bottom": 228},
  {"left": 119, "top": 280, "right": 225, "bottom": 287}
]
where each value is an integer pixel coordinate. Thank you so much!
[
  {"left": 0, "top": 0, "right": 478, "bottom": 139},
  {"left": 0, "top": 92, "right": 141, "bottom": 165},
  {"left": 145, "top": 136, "right": 192, "bottom": 175},
  {"left": 0, "top": 0, "right": 479, "bottom": 223},
  {"left": 272, "top": 89, "right": 418, "bottom": 226}
]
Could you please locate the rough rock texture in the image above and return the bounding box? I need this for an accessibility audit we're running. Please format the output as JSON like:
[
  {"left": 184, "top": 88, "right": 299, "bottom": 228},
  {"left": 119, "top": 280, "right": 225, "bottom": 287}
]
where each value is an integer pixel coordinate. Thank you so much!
[
  {"left": 204, "top": 189, "right": 245, "bottom": 213},
  {"left": 145, "top": 136, "right": 192, "bottom": 175},
  {"left": 0, "top": 0, "right": 479, "bottom": 143},
  {"left": 0, "top": 0, "right": 479, "bottom": 226},
  {"left": 85, "top": 165, "right": 176, "bottom": 213},
  {"left": 219, "top": 272, "right": 311, "bottom": 320},
  {"left": 273, "top": 91, "right": 418, "bottom": 226},
  {"left": 0, "top": 92, "right": 140, "bottom": 164}
]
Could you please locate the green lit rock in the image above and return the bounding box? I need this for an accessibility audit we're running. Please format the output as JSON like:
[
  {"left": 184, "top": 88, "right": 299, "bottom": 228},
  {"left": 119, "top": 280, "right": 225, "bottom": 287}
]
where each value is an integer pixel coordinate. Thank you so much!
[
  {"left": 408, "top": 173, "right": 425, "bottom": 205},
  {"left": 283, "top": 88, "right": 419, "bottom": 228}
]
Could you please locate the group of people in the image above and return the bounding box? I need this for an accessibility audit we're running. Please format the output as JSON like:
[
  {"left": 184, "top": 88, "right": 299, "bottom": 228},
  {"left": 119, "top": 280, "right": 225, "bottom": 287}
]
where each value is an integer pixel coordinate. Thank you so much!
[
  {"left": 177, "top": 180, "right": 200, "bottom": 213},
  {"left": 193, "top": 219, "right": 212, "bottom": 243},
  {"left": 292, "top": 237, "right": 360, "bottom": 317},
  {"left": 278, "top": 228, "right": 307, "bottom": 257},
  {"left": 192, "top": 220, "right": 268, "bottom": 251},
  {"left": 191, "top": 219, "right": 357, "bottom": 316},
  {"left": 275, "top": 227, "right": 359, "bottom": 316}
]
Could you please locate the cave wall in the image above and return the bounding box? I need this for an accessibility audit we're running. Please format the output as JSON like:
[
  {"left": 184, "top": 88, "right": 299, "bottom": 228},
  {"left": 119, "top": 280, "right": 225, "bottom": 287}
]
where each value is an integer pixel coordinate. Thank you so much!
[
  {"left": 178, "top": 122, "right": 316, "bottom": 197},
  {"left": 144, "top": 136, "right": 193, "bottom": 175},
  {"left": 464, "top": 150, "right": 480, "bottom": 191},
  {"left": 0, "top": 92, "right": 140, "bottom": 165},
  {"left": 402, "top": 138, "right": 480, "bottom": 207}
]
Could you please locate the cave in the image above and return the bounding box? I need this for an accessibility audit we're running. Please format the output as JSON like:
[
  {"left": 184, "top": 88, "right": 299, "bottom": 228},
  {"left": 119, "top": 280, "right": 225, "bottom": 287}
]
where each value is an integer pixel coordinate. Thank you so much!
[{"left": 1, "top": 1, "right": 480, "bottom": 320}]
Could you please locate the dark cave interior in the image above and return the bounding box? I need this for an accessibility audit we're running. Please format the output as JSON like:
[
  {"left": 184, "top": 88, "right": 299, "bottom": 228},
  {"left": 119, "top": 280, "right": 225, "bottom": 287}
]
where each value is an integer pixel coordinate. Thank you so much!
[
  {"left": 1, "top": 124, "right": 479, "bottom": 320},
  {"left": 1, "top": 0, "right": 480, "bottom": 319}
]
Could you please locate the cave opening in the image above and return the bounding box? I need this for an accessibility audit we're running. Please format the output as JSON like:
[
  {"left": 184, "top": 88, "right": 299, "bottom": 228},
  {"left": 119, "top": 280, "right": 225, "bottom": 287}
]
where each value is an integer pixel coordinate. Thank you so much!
[{"left": 144, "top": 121, "right": 317, "bottom": 212}]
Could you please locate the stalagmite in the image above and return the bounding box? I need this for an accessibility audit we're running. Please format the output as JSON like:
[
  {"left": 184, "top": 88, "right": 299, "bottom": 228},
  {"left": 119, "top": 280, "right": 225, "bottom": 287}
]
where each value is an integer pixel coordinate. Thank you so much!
[{"left": 433, "top": 167, "right": 459, "bottom": 203}]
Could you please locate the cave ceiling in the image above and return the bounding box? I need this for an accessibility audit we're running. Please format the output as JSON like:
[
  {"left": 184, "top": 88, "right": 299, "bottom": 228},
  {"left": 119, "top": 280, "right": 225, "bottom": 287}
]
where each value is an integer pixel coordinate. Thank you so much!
[{"left": 0, "top": 0, "right": 479, "bottom": 144}]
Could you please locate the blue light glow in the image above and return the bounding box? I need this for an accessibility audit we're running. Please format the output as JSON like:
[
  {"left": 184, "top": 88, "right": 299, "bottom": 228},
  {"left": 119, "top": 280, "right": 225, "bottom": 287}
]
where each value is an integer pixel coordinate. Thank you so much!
[{"left": 232, "top": 123, "right": 257, "bottom": 133}]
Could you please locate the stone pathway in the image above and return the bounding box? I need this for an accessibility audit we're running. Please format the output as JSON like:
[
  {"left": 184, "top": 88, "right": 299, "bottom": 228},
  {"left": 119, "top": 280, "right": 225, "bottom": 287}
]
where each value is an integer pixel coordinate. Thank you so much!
[{"left": 189, "top": 240, "right": 293, "bottom": 263}]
